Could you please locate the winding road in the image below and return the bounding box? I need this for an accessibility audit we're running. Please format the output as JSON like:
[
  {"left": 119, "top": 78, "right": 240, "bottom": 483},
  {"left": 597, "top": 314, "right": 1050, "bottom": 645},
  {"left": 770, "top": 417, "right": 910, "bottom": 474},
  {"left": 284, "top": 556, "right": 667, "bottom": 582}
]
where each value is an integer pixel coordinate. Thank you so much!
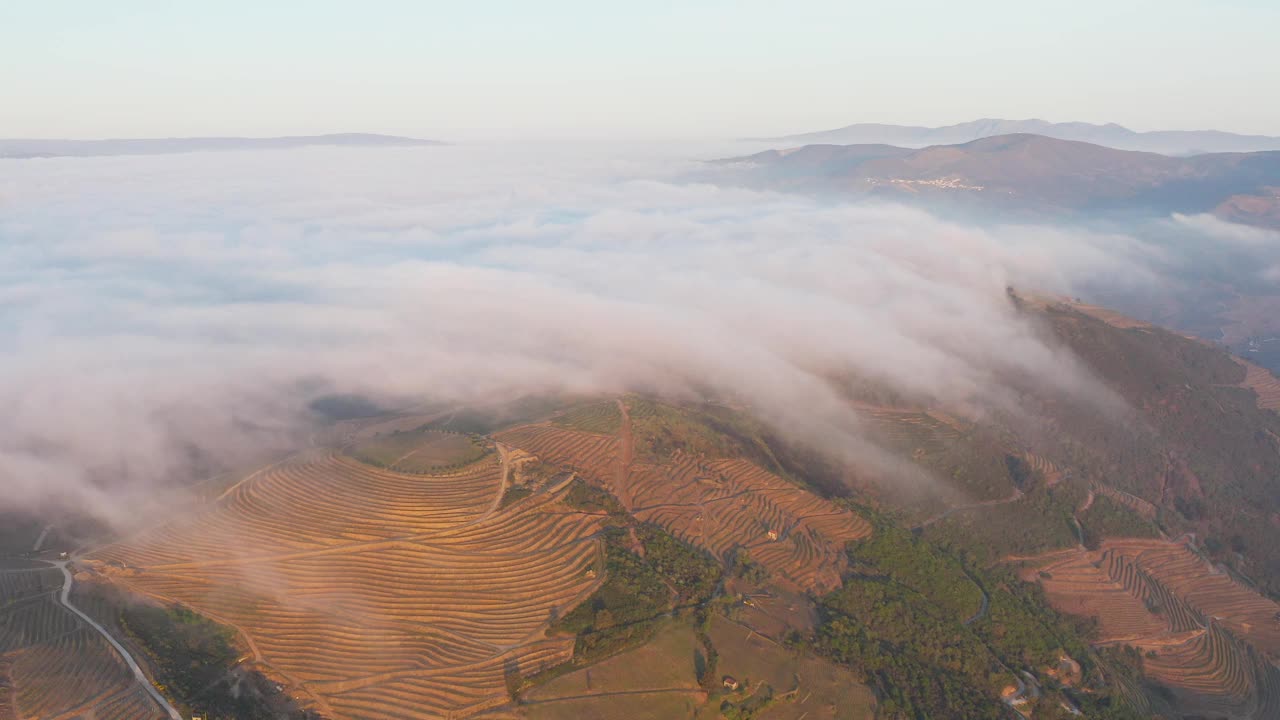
[
  {"left": 963, "top": 584, "right": 990, "bottom": 626},
  {"left": 52, "top": 559, "right": 183, "bottom": 719}
]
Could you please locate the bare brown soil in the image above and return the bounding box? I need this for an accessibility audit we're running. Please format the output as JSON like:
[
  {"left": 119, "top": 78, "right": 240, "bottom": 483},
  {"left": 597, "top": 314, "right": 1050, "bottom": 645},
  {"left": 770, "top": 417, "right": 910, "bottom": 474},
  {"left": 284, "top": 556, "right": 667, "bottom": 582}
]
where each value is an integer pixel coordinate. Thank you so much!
[
  {"left": 498, "top": 403, "right": 871, "bottom": 595},
  {"left": 87, "top": 451, "right": 605, "bottom": 720},
  {"left": 1239, "top": 360, "right": 1280, "bottom": 411},
  {"left": 1023, "top": 538, "right": 1280, "bottom": 717},
  {"left": 1091, "top": 482, "right": 1158, "bottom": 520}
]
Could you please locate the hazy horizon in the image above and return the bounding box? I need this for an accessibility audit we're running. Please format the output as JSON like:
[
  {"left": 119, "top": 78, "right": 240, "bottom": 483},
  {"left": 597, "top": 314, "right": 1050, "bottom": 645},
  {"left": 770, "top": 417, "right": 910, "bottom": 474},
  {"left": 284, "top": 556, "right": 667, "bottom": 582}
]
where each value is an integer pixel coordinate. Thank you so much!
[{"left": 4, "top": 1, "right": 1279, "bottom": 140}]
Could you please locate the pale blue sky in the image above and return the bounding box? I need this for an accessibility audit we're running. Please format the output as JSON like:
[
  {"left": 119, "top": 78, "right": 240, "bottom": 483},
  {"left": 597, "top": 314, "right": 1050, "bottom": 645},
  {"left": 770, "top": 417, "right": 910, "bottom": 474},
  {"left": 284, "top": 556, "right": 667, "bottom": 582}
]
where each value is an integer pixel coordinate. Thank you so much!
[{"left": 2, "top": 1, "right": 1278, "bottom": 139}]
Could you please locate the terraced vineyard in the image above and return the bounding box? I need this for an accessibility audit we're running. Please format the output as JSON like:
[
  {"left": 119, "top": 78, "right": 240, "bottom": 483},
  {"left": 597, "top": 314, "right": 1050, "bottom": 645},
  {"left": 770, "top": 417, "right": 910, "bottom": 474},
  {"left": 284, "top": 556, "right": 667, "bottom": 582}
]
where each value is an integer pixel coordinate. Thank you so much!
[
  {"left": 87, "top": 450, "right": 606, "bottom": 720},
  {"left": 1111, "top": 539, "right": 1280, "bottom": 656},
  {"left": 550, "top": 401, "right": 623, "bottom": 435},
  {"left": 858, "top": 407, "right": 963, "bottom": 458},
  {"left": 1240, "top": 359, "right": 1280, "bottom": 411},
  {"left": 495, "top": 424, "right": 619, "bottom": 484},
  {"left": 623, "top": 454, "right": 871, "bottom": 593},
  {"left": 1027, "top": 538, "right": 1280, "bottom": 717},
  {"left": 1032, "top": 552, "right": 1175, "bottom": 643},
  {"left": 498, "top": 407, "right": 871, "bottom": 594},
  {"left": 0, "top": 568, "right": 166, "bottom": 719},
  {"left": 1022, "top": 452, "right": 1064, "bottom": 486},
  {"left": 1143, "top": 622, "right": 1280, "bottom": 719},
  {"left": 1091, "top": 482, "right": 1159, "bottom": 520}
]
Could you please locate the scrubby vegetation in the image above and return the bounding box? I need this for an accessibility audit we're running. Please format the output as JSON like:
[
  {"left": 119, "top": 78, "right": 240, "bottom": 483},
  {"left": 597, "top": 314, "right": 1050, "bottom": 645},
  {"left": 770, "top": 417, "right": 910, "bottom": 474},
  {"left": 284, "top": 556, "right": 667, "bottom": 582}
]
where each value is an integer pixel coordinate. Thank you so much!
[
  {"left": 814, "top": 576, "right": 1007, "bottom": 719},
  {"left": 553, "top": 529, "right": 673, "bottom": 661},
  {"left": 552, "top": 521, "right": 722, "bottom": 664},
  {"left": 561, "top": 477, "right": 627, "bottom": 517},
  {"left": 810, "top": 510, "right": 1147, "bottom": 719},
  {"left": 1036, "top": 305, "right": 1280, "bottom": 595},
  {"left": 349, "top": 427, "right": 490, "bottom": 473},
  {"left": 848, "top": 521, "right": 984, "bottom": 621},
  {"left": 120, "top": 602, "right": 277, "bottom": 719},
  {"left": 499, "top": 485, "right": 533, "bottom": 507},
  {"left": 923, "top": 482, "right": 1082, "bottom": 564},
  {"left": 1078, "top": 494, "right": 1161, "bottom": 548}
]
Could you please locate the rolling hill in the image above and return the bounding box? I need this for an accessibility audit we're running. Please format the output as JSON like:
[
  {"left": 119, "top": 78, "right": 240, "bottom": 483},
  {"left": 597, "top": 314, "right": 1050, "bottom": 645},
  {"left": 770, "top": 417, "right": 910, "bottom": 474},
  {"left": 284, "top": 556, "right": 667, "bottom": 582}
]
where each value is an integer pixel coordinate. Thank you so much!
[
  {"left": 719, "top": 133, "right": 1280, "bottom": 225},
  {"left": 4, "top": 295, "right": 1280, "bottom": 718},
  {"left": 751, "top": 118, "right": 1280, "bottom": 156}
]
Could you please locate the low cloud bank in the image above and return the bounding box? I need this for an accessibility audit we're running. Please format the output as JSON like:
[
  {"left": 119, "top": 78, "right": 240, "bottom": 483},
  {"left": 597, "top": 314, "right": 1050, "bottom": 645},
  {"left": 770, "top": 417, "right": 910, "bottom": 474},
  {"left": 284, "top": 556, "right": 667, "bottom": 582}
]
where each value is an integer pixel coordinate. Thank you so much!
[{"left": 0, "top": 143, "right": 1253, "bottom": 528}]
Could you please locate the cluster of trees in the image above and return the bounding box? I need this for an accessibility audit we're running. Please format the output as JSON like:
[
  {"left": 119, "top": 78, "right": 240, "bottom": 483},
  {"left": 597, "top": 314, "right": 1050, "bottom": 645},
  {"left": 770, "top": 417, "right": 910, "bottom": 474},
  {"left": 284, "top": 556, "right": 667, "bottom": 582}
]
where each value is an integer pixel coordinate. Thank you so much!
[
  {"left": 634, "top": 523, "right": 722, "bottom": 602},
  {"left": 923, "top": 482, "right": 1081, "bottom": 565},
  {"left": 814, "top": 577, "right": 1008, "bottom": 720},
  {"left": 120, "top": 603, "right": 279, "bottom": 719},
  {"left": 728, "top": 548, "right": 769, "bottom": 584},
  {"left": 627, "top": 397, "right": 760, "bottom": 464},
  {"left": 850, "top": 522, "right": 984, "bottom": 620},
  {"left": 549, "top": 468, "right": 1148, "bottom": 719},
  {"left": 352, "top": 428, "right": 490, "bottom": 475},
  {"left": 807, "top": 512, "right": 1147, "bottom": 719},
  {"left": 498, "top": 485, "right": 533, "bottom": 507},
  {"left": 718, "top": 685, "right": 776, "bottom": 720},
  {"left": 552, "top": 517, "right": 722, "bottom": 664},
  {"left": 562, "top": 478, "right": 627, "bottom": 517},
  {"left": 1078, "top": 494, "right": 1160, "bottom": 550}
]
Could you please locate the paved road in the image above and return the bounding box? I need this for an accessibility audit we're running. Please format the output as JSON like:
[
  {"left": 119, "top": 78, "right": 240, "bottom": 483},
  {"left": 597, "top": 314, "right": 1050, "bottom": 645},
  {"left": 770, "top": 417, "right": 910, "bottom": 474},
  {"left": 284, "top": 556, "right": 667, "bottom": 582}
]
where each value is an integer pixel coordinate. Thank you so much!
[
  {"left": 963, "top": 586, "right": 990, "bottom": 626},
  {"left": 54, "top": 560, "right": 183, "bottom": 720}
]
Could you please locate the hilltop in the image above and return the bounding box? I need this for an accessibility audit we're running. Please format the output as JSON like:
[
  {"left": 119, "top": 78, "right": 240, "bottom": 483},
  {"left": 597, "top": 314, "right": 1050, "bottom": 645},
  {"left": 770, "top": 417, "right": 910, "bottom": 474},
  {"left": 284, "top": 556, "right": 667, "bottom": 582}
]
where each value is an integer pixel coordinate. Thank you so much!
[{"left": 719, "top": 133, "right": 1280, "bottom": 225}]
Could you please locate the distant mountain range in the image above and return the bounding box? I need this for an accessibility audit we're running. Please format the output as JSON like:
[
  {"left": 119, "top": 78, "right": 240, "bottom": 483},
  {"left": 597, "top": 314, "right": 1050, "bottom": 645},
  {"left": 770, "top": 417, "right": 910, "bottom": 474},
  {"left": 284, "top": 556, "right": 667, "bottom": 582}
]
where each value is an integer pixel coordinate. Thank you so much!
[
  {"left": 751, "top": 118, "right": 1280, "bottom": 156},
  {"left": 0, "top": 133, "right": 443, "bottom": 159},
  {"left": 718, "top": 133, "right": 1280, "bottom": 225}
]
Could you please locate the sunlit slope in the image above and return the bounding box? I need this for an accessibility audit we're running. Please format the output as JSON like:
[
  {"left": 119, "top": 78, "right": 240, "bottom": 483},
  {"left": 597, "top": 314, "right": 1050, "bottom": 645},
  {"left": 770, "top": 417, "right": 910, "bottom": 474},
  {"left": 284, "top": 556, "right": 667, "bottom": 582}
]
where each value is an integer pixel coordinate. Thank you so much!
[
  {"left": 88, "top": 451, "right": 604, "bottom": 720},
  {"left": 497, "top": 401, "right": 871, "bottom": 595},
  {"left": 1027, "top": 538, "right": 1280, "bottom": 718},
  {"left": 1007, "top": 298, "right": 1280, "bottom": 593}
]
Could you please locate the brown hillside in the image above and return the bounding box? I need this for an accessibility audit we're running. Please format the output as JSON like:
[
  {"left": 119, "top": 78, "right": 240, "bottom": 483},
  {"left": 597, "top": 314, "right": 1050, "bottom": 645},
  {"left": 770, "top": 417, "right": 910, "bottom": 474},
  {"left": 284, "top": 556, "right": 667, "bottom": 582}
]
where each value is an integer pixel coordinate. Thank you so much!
[
  {"left": 726, "top": 134, "right": 1280, "bottom": 214},
  {"left": 89, "top": 451, "right": 604, "bottom": 720},
  {"left": 496, "top": 402, "right": 871, "bottom": 594},
  {"left": 1240, "top": 360, "right": 1280, "bottom": 411},
  {"left": 1028, "top": 538, "right": 1280, "bottom": 718},
  {"left": 1215, "top": 187, "right": 1280, "bottom": 229}
]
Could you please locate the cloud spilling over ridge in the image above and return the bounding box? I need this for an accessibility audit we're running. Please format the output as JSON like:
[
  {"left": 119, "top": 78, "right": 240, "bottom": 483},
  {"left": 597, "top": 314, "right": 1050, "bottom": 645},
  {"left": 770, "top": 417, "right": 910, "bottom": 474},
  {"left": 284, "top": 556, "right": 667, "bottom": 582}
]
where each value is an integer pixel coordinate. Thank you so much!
[{"left": 0, "top": 143, "right": 1197, "bottom": 528}]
